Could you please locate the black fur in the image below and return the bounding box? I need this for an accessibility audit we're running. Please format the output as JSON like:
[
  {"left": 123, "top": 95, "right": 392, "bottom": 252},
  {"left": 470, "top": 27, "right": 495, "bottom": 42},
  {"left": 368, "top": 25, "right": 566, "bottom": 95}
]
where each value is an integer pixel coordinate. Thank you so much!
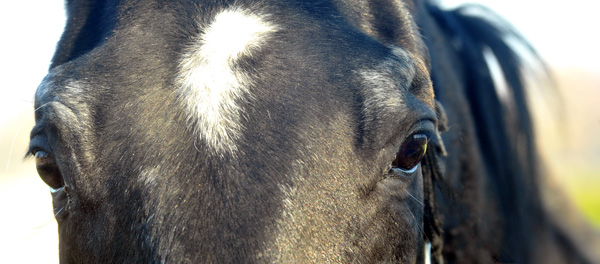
[{"left": 30, "top": 0, "right": 592, "bottom": 263}]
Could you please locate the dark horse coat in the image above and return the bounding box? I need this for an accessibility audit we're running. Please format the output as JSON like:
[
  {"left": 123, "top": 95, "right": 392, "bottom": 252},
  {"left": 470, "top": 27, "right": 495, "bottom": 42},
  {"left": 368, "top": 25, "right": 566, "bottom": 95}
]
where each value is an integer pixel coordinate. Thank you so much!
[{"left": 29, "top": 0, "right": 594, "bottom": 263}]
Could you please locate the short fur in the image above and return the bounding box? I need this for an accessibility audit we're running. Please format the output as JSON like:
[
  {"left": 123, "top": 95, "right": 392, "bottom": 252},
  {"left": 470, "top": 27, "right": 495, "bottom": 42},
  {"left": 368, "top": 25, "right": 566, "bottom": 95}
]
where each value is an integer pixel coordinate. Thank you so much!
[{"left": 29, "top": 0, "right": 594, "bottom": 263}]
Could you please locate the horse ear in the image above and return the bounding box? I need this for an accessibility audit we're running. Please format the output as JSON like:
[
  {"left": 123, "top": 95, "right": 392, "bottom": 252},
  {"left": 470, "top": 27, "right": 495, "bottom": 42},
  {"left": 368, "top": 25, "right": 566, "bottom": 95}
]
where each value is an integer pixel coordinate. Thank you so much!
[{"left": 421, "top": 99, "right": 449, "bottom": 264}]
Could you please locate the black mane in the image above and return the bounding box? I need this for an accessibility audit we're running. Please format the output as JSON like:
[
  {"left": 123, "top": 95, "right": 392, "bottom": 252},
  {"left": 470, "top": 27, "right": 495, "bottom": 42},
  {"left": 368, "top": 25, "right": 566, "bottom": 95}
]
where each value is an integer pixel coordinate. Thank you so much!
[{"left": 419, "top": 2, "right": 593, "bottom": 263}]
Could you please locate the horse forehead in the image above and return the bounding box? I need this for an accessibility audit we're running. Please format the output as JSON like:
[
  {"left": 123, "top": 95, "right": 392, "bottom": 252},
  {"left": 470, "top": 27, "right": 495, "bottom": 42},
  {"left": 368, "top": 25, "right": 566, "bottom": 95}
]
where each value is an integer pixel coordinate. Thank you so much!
[
  {"left": 357, "top": 46, "right": 417, "bottom": 104},
  {"left": 177, "top": 7, "right": 278, "bottom": 155},
  {"left": 36, "top": 5, "right": 423, "bottom": 155},
  {"left": 175, "top": 6, "right": 416, "bottom": 155}
]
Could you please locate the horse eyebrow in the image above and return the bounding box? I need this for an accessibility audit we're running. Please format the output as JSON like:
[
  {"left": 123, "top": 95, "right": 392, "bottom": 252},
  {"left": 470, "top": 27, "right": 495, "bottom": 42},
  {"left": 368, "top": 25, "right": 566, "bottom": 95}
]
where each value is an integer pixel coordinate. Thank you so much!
[
  {"left": 177, "top": 7, "right": 278, "bottom": 156},
  {"left": 353, "top": 46, "right": 439, "bottom": 151},
  {"left": 357, "top": 46, "right": 417, "bottom": 124}
]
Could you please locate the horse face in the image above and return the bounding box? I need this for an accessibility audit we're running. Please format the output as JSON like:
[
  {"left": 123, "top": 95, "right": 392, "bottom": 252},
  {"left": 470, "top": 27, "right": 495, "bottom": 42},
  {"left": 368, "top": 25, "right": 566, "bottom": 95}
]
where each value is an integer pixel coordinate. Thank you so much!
[{"left": 30, "top": 1, "right": 436, "bottom": 262}]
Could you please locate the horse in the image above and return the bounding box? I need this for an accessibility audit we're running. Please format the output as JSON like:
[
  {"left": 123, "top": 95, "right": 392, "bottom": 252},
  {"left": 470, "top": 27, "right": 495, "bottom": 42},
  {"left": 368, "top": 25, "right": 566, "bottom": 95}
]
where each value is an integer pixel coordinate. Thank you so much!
[{"left": 29, "top": 0, "right": 595, "bottom": 263}]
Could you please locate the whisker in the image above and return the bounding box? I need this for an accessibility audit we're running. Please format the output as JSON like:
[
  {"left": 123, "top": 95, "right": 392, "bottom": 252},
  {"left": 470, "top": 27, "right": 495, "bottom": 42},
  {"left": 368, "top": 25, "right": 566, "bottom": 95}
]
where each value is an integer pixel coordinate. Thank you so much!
[
  {"left": 4, "top": 114, "right": 32, "bottom": 178},
  {"left": 54, "top": 206, "right": 65, "bottom": 217},
  {"left": 34, "top": 102, "right": 50, "bottom": 113},
  {"left": 12, "top": 213, "right": 57, "bottom": 248},
  {"left": 404, "top": 191, "right": 435, "bottom": 264},
  {"left": 405, "top": 190, "right": 425, "bottom": 207},
  {"left": 35, "top": 214, "right": 58, "bottom": 229},
  {"left": 405, "top": 202, "right": 430, "bottom": 244},
  {"left": 403, "top": 192, "right": 433, "bottom": 263}
]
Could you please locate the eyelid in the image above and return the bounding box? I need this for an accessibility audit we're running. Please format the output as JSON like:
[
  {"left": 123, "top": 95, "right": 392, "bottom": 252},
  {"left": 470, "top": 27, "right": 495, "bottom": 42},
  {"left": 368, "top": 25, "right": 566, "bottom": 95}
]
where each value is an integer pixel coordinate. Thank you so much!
[
  {"left": 391, "top": 165, "right": 419, "bottom": 174},
  {"left": 27, "top": 146, "right": 47, "bottom": 159},
  {"left": 410, "top": 117, "right": 436, "bottom": 133},
  {"left": 27, "top": 134, "right": 51, "bottom": 158},
  {"left": 413, "top": 130, "right": 433, "bottom": 140}
]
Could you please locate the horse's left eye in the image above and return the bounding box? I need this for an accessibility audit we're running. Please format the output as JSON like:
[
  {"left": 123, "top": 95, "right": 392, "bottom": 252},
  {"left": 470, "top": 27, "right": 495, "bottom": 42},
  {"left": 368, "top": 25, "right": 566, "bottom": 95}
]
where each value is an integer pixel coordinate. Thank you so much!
[
  {"left": 391, "top": 134, "right": 428, "bottom": 173},
  {"left": 34, "top": 150, "right": 64, "bottom": 190}
]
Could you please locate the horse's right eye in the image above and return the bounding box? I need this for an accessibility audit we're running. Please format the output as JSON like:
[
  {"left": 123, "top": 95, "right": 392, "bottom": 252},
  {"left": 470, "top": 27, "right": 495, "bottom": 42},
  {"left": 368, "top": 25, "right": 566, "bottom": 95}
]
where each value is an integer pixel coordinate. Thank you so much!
[{"left": 34, "top": 150, "right": 64, "bottom": 190}]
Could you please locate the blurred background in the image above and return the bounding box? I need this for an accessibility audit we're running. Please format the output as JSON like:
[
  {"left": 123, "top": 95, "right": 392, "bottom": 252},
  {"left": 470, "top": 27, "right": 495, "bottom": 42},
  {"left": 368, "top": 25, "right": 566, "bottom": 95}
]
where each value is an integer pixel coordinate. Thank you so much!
[{"left": 1, "top": 0, "right": 598, "bottom": 263}]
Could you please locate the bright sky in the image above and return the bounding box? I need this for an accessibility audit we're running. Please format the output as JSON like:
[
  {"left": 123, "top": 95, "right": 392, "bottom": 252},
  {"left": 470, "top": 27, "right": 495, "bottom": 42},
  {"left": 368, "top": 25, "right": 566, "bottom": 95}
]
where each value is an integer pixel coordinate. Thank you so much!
[
  {"left": 1, "top": 1, "right": 65, "bottom": 124},
  {"left": 442, "top": 0, "right": 600, "bottom": 71}
]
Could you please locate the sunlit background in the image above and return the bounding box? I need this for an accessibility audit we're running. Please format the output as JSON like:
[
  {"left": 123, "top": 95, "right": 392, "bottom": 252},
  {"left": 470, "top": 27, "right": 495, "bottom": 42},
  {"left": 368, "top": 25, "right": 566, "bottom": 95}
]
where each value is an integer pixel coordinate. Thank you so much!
[{"left": 1, "top": 1, "right": 598, "bottom": 263}]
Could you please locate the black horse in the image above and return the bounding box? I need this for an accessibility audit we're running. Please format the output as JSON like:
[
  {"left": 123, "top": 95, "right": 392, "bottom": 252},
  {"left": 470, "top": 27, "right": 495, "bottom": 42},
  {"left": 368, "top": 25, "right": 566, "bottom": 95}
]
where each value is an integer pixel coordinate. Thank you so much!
[{"left": 29, "top": 0, "right": 593, "bottom": 263}]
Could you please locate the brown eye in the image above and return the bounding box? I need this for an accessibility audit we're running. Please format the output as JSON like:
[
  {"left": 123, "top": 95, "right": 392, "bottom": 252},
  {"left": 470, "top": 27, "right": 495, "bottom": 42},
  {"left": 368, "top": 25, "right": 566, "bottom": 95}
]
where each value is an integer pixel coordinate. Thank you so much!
[
  {"left": 35, "top": 151, "right": 64, "bottom": 189},
  {"left": 391, "top": 134, "right": 428, "bottom": 173}
]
